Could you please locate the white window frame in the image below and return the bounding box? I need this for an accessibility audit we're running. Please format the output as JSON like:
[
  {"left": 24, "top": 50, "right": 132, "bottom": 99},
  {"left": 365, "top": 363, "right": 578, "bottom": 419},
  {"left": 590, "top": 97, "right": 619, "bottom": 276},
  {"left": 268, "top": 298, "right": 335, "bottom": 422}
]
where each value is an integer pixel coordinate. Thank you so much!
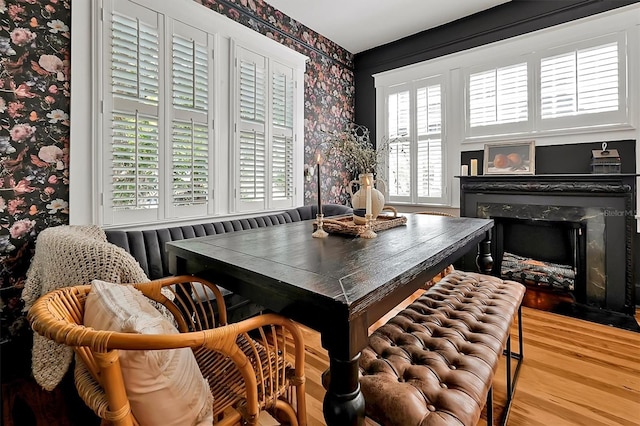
[
  {"left": 535, "top": 32, "right": 627, "bottom": 132},
  {"left": 78, "top": 0, "right": 305, "bottom": 227},
  {"left": 373, "top": 4, "right": 638, "bottom": 209},
  {"left": 378, "top": 76, "right": 448, "bottom": 206},
  {"left": 231, "top": 44, "right": 300, "bottom": 213},
  {"left": 464, "top": 56, "right": 534, "bottom": 139}
]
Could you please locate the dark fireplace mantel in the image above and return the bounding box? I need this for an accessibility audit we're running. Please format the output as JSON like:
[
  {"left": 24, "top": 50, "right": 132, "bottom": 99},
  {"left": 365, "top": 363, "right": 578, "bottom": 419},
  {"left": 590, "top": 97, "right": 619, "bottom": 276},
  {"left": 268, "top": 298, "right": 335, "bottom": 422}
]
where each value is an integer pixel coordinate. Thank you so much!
[{"left": 459, "top": 174, "right": 637, "bottom": 315}]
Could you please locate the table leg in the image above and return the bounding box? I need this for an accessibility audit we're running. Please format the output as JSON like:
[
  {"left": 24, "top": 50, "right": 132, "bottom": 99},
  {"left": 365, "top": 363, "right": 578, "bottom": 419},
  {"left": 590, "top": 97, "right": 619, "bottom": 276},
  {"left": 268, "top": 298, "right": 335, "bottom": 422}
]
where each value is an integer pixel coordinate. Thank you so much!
[
  {"left": 322, "top": 353, "right": 365, "bottom": 426},
  {"left": 476, "top": 232, "right": 493, "bottom": 274}
]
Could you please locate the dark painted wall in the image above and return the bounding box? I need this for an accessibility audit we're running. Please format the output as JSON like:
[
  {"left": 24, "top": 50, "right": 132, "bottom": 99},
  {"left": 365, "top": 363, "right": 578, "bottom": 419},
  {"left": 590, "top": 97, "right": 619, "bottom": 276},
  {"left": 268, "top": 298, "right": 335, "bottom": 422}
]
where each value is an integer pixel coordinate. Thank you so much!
[
  {"left": 461, "top": 140, "right": 637, "bottom": 176},
  {"left": 353, "top": 0, "right": 639, "bottom": 145}
]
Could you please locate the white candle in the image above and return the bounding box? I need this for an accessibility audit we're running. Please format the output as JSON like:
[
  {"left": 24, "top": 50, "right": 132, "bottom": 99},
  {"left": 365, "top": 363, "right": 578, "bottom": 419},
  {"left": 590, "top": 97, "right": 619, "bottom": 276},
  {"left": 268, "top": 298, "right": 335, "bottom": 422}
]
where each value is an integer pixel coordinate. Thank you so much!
[
  {"left": 470, "top": 159, "right": 478, "bottom": 176},
  {"left": 461, "top": 165, "right": 468, "bottom": 176},
  {"left": 365, "top": 176, "right": 372, "bottom": 217}
]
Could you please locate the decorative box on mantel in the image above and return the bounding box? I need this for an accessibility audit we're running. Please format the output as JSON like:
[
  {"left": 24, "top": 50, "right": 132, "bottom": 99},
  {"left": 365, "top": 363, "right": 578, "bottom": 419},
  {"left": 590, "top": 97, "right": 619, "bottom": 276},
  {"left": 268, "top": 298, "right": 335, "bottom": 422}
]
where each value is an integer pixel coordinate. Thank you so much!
[
  {"left": 591, "top": 142, "right": 621, "bottom": 174},
  {"left": 458, "top": 174, "right": 638, "bottom": 315}
]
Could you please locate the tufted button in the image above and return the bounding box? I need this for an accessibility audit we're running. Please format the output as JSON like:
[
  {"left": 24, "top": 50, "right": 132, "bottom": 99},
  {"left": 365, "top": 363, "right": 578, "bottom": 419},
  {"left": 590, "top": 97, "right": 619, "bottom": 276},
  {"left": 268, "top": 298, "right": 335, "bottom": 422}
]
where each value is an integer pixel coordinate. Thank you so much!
[
  {"left": 450, "top": 365, "right": 456, "bottom": 370},
  {"left": 427, "top": 404, "right": 436, "bottom": 412},
  {"left": 440, "top": 382, "right": 448, "bottom": 389}
]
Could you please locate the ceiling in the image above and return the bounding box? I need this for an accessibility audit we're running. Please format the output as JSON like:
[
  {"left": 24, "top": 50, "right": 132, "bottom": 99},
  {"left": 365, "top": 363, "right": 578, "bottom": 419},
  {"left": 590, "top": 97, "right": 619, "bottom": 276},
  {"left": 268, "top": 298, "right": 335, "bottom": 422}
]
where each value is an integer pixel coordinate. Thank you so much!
[{"left": 266, "top": 0, "right": 512, "bottom": 54}]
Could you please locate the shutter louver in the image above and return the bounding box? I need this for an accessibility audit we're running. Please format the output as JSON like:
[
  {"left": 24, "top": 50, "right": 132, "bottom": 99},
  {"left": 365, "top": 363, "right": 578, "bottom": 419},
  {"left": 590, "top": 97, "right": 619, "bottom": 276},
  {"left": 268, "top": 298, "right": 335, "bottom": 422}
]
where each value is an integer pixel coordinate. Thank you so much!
[
  {"left": 416, "top": 84, "right": 442, "bottom": 198},
  {"left": 111, "top": 14, "right": 159, "bottom": 104},
  {"left": 172, "top": 34, "right": 208, "bottom": 111},
  {"left": 469, "top": 63, "right": 527, "bottom": 127},
  {"left": 111, "top": 111, "right": 159, "bottom": 209},
  {"left": 541, "top": 42, "right": 618, "bottom": 118},
  {"left": 236, "top": 50, "right": 267, "bottom": 207},
  {"left": 388, "top": 91, "right": 410, "bottom": 138},
  {"left": 272, "top": 135, "right": 293, "bottom": 200},
  {"left": 240, "top": 60, "right": 266, "bottom": 123},
  {"left": 172, "top": 120, "right": 208, "bottom": 205},
  {"left": 271, "top": 69, "right": 294, "bottom": 202},
  {"left": 388, "top": 140, "right": 411, "bottom": 197},
  {"left": 170, "top": 27, "right": 211, "bottom": 214},
  {"left": 239, "top": 130, "right": 266, "bottom": 201}
]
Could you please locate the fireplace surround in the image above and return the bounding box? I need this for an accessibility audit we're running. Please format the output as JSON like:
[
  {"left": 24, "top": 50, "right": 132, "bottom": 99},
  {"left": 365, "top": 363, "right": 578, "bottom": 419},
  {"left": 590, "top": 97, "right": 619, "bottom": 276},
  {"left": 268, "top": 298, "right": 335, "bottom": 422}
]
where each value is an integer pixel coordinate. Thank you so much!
[{"left": 459, "top": 174, "right": 637, "bottom": 315}]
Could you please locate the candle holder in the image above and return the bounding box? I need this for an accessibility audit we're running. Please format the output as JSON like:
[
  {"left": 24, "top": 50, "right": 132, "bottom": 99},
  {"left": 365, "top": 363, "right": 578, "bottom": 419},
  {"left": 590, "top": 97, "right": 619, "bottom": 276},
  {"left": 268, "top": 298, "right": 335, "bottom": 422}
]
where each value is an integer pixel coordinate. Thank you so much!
[
  {"left": 359, "top": 213, "right": 377, "bottom": 239},
  {"left": 312, "top": 214, "right": 328, "bottom": 238}
]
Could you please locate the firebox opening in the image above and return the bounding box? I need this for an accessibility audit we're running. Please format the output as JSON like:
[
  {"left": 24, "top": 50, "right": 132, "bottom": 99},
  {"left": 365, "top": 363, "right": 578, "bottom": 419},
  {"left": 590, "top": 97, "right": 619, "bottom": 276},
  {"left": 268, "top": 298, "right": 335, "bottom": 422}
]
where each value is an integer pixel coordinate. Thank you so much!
[{"left": 493, "top": 217, "right": 587, "bottom": 304}]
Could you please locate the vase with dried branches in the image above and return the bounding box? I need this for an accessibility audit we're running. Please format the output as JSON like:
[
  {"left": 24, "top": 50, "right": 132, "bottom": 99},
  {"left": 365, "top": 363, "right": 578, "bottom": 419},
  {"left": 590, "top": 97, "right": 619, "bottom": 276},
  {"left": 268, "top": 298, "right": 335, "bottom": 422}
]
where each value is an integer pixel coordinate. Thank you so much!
[{"left": 323, "top": 124, "right": 387, "bottom": 217}]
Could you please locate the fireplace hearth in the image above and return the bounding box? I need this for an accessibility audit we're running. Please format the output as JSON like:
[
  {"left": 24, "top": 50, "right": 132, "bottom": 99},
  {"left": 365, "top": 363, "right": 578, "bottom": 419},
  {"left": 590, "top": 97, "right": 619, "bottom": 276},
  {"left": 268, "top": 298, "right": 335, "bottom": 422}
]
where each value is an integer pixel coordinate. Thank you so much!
[{"left": 459, "top": 174, "right": 637, "bottom": 316}]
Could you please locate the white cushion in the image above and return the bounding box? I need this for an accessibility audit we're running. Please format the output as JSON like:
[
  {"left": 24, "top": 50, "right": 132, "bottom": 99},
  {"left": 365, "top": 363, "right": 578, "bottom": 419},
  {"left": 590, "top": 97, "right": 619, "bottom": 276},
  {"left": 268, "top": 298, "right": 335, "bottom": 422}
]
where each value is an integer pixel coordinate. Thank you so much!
[{"left": 84, "top": 280, "right": 213, "bottom": 426}]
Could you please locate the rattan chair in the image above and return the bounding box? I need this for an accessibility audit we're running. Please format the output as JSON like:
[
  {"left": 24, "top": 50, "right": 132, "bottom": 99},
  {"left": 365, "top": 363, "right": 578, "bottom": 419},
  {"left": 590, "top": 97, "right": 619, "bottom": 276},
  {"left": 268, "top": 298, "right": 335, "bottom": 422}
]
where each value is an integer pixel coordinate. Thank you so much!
[
  {"left": 415, "top": 211, "right": 456, "bottom": 287},
  {"left": 28, "top": 275, "right": 307, "bottom": 426}
]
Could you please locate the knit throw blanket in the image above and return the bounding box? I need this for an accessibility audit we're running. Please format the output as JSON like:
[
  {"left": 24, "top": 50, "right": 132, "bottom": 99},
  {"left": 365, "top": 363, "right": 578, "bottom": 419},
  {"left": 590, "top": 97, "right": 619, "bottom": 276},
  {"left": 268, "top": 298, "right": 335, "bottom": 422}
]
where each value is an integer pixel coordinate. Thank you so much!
[{"left": 22, "top": 225, "right": 150, "bottom": 391}]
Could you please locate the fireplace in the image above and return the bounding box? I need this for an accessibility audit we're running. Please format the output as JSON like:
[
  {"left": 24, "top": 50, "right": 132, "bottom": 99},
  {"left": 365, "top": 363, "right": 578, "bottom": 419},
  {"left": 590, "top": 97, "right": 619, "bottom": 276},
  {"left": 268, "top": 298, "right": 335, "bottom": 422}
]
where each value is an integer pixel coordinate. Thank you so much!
[
  {"left": 492, "top": 215, "right": 586, "bottom": 304},
  {"left": 459, "top": 174, "right": 637, "bottom": 315}
]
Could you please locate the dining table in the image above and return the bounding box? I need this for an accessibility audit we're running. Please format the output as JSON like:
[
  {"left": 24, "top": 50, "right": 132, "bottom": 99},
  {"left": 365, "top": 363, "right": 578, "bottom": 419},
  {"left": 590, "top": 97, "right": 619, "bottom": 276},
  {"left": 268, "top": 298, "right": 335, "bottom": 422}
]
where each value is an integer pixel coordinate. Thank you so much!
[{"left": 166, "top": 212, "right": 494, "bottom": 425}]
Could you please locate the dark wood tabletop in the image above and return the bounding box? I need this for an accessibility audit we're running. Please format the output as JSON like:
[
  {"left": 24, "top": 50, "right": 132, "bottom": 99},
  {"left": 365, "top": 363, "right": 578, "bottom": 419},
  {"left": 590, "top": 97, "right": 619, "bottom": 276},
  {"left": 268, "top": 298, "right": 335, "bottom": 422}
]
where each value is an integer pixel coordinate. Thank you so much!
[{"left": 166, "top": 212, "right": 493, "bottom": 425}]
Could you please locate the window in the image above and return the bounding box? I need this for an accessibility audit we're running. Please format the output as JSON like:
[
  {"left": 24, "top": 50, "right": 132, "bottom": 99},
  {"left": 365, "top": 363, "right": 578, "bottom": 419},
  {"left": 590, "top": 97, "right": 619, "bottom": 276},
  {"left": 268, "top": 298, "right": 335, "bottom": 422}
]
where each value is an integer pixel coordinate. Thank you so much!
[
  {"left": 104, "top": 2, "right": 162, "bottom": 225},
  {"left": 385, "top": 78, "right": 445, "bottom": 204},
  {"left": 540, "top": 41, "right": 619, "bottom": 119},
  {"left": 468, "top": 63, "right": 528, "bottom": 128},
  {"left": 463, "top": 36, "right": 625, "bottom": 140},
  {"left": 99, "top": 0, "right": 304, "bottom": 226},
  {"left": 169, "top": 23, "right": 212, "bottom": 218},
  {"left": 233, "top": 47, "right": 296, "bottom": 212},
  {"left": 373, "top": 5, "right": 634, "bottom": 209}
]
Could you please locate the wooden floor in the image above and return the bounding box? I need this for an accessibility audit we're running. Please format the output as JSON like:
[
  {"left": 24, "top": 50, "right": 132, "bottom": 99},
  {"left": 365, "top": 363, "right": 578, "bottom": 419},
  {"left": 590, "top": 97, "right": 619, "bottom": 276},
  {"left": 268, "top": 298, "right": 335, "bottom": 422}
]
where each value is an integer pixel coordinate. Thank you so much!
[
  {"left": 296, "top": 290, "right": 640, "bottom": 426},
  {"left": 3, "top": 292, "right": 639, "bottom": 425}
]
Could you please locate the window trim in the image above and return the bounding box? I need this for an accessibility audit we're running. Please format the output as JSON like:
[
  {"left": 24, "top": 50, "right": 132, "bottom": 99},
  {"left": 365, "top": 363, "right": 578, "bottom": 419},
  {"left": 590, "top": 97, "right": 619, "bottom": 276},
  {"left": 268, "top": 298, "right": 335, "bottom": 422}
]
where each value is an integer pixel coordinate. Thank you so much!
[
  {"left": 380, "top": 76, "right": 448, "bottom": 206},
  {"left": 535, "top": 32, "right": 627, "bottom": 132},
  {"left": 464, "top": 57, "right": 534, "bottom": 138},
  {"left": 373, "top": 4, "right": 638, "bottom": 209},
  {"left": 82, "top": 0, "right": 306, "bottom": 227}
]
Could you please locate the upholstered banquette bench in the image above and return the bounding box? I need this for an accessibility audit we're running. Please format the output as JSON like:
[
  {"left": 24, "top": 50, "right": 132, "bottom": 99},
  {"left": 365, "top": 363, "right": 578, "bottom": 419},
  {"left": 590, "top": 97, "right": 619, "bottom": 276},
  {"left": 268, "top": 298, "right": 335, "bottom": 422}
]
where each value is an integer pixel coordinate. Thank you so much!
[
  {"left": 104, "top": 204, "right": 352, "bottom": 322},
  {"left": 359, "top": 271, "right": 525, "bottom": 426}
]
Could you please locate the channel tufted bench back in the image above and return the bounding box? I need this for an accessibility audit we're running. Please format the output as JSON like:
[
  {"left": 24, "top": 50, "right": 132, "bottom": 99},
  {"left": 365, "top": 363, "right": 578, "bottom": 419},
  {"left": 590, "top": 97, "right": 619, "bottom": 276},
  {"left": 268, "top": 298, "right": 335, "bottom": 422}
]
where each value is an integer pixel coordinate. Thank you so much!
[{"left": 104, "top": 204, "right": 351, "bottom": 280}]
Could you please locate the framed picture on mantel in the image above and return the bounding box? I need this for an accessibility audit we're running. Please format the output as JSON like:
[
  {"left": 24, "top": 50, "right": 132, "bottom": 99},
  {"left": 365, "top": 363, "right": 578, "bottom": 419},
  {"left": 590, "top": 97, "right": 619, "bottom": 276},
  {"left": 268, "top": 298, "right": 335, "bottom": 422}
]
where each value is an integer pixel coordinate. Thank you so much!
[{"left": 484, "top": 141, "right": 535, "bottom": 175}]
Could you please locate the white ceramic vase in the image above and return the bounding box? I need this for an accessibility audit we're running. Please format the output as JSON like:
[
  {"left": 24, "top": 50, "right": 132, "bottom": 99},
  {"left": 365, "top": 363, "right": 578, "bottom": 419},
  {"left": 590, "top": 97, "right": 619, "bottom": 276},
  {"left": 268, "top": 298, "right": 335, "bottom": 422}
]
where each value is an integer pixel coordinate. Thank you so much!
[{"left": 347, "top": 173, "right": 386, "bottom": 218}]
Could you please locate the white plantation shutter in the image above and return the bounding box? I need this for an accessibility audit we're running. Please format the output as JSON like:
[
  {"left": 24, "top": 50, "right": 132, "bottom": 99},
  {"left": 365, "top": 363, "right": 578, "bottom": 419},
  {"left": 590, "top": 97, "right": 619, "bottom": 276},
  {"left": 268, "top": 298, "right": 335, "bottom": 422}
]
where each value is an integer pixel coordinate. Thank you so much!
[
  {"left": 469, "top": 62, "right": 528, "bottom": 127},
  {"left": 111, "top": 14, "right": 159, "bottom": 104},
  {"left": 171, "top": 120, "right": 208, "bottom": 205},
  {"left": 172, "top": 35, "right": 208, "bottom": 111},
  {"left": 234, "top": 45, "right": 299, "bottom": 212},
  {"left": 387, "top": 80, "right": 444, "bottom": 204},
  {"left": 235, "top": 47, "right": 267, "bottom": 210},
  {"left": 416, "top": 84, "right": 442, "bottom": 199},
  {"left": 388, "top": 140, "right": 411, "bottom": 197},
  {"left": 239, "top": 130, "right": 266, "bottom": 201},
  {"left": 388, "top": 90, "right": 410, "bottom": 139},
  {"left": 168, "top": 23, "right": 212, "bottom": 217},
  {"left": 111, "top": 112, "right": 159, "bottom": 209},
  {"left": 388, "top": 88, "right": 410, "bottom": 199},
  {"left": 271, "top": 64, "right": 294, "bottom": 205},
  {"left": 541, "top": 41, "right": 619, "bottom": 119},
  {"left": 106, "top": 1, "right": 161, "bottom": 224},
  {"left": 99, "top": 1, "right": 305, "bottom": 226}
]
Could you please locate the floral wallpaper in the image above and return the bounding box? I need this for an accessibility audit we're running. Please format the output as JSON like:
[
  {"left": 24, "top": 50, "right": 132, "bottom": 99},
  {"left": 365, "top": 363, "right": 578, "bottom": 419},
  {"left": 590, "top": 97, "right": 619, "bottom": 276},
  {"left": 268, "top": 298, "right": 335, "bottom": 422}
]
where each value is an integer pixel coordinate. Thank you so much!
[
  {"left": 1, "top": 0, "right": 71, "bottom": 344},
  {"left": 0, "top": 0, "right": 356, "bottom": 347}
]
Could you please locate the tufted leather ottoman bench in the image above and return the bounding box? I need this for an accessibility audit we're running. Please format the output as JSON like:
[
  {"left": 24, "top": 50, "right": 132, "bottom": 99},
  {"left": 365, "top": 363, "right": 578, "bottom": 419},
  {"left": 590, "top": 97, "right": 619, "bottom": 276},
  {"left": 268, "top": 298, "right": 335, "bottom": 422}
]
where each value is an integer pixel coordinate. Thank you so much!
[{"left": 359, "top": 271, "right": 525, "bottom": 426}]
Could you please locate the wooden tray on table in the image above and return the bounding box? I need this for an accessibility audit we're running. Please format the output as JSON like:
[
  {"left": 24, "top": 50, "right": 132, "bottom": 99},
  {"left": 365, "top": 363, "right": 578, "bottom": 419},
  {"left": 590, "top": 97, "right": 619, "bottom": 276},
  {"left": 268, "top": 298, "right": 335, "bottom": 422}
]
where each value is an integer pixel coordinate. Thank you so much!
[{"left": 319, "top": 206, "right": 407, "bottom": 236}]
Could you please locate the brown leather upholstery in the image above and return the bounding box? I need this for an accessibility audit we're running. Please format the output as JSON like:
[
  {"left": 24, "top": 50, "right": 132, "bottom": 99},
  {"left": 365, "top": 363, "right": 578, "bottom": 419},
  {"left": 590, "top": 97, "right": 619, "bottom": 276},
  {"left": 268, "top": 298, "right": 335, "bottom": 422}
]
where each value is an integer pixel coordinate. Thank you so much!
[{"left": 359, "top": 271, "right": 525, "bottom": 426}]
